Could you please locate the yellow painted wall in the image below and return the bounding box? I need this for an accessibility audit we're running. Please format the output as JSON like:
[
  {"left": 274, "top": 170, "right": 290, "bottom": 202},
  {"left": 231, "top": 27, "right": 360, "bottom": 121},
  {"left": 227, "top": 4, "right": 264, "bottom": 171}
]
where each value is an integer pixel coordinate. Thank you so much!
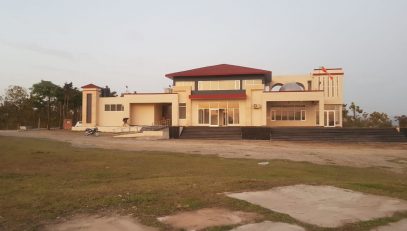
[{"left": 130, "top": 104, "right": 156, "bottom": 126}]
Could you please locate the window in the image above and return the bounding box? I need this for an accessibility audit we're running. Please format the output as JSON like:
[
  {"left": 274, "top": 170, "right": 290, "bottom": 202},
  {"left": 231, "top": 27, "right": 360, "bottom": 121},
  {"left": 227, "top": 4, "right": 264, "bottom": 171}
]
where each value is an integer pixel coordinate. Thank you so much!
[
  {"left": 270, "top": 108, "right": 306, "bottom": 121},
  {"left": 242, "top": 79, "right": 263, "bottom": 89},
  {"left": 86, "top": 94, "right": 92, "bottom": 123},
  {"left": 198, "top": 80, "right": 240, "bottom": 91},
  {"left": 179, "top": 103, "right": 186, "bottom": 119},
  {"left": 175, "top": 81, "right": 195, "bottom": 90},
  {"left": 271, "top": 83, "right": 283, "bottom": 91},
  {"left": 198, "top": 101, "right": 239, "bottom": 125},
  {"left": 104, "top": 104, "right": 124, "bottom": 111}
]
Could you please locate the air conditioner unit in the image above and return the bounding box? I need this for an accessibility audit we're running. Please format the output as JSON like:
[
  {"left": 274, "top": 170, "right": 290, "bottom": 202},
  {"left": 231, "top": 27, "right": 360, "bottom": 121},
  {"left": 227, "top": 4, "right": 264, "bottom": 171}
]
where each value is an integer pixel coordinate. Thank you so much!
[{"left": 253, "top": 104, "right": 262, "bottom": 109}]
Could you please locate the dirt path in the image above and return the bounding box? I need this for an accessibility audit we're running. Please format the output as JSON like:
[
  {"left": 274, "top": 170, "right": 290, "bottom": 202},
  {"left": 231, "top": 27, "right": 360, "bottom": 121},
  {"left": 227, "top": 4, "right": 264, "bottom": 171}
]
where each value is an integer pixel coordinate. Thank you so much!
[{"left": 1, "top": 130, "right": 406, "bottom": 172}]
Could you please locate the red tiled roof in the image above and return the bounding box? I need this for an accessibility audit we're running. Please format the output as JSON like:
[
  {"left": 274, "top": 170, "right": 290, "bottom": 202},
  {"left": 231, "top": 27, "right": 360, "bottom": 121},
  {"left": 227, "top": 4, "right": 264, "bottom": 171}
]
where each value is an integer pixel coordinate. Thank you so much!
[
  {"left": 166, "top": 64, "right": 271, "bottom": 78},
  {"left": 81, "top": 83, "right": 102, "bottom": 89},
  {"left": 189, "top": 93, "right": 246, "bottom": 100}
]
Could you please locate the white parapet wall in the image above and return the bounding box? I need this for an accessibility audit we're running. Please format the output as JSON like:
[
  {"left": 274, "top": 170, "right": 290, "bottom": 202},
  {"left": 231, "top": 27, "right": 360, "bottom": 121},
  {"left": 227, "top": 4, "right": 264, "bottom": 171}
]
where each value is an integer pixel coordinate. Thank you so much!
[{"left": 72, "top": 126, "right": 142, "bottom": 133}]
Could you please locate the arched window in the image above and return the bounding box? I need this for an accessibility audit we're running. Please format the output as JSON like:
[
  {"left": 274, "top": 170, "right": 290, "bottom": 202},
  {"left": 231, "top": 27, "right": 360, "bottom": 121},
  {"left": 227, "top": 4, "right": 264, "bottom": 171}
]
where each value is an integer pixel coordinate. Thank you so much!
[
  {"left": 279, "top": 82, "right": 305, "bottom": 91},
  {"left": 296, "top": 82, "right": 305, "bottom": 91},
  {"left": 271, "top": 83, "right": 283, "bottom": 91}
]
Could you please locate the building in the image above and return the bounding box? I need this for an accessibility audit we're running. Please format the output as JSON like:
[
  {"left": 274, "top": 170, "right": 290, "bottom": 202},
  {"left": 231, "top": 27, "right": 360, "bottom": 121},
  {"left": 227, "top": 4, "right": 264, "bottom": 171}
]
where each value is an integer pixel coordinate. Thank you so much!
[{"left": 81, "top": 64, "right": 343, "bottom": 130}]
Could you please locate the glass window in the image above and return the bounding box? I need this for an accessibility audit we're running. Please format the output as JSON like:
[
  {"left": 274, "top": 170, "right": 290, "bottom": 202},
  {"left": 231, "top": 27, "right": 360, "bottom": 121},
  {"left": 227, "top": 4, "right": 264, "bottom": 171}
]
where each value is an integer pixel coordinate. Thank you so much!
[
  {"left": 301, "top": 110, "right": 306, "bottom": 121},
  {"left": 198, "top": 109, "right": 209, "bottom": 124},
  {"left": 233, "top": 108, "right": 239, "bottom": 124},
  {"left": 179, "top": 103, "right": 186, "bottom": 119},
  {"left": 110, "top": 104, "right": 117, "bottom": 111},
  {"left": 295, "top": 111, "right": 301, "bottom": 120},
  {"left": 105, "top": 104, "right": 110, "bottom": 111},
  {"left": 288, "top": 111, "right": 295, "bottom": 120},
  {"left": 176, "top": 81, "right": 195, "bottom": 90},
  {"left": 117, "top": 104, "right": 122, "bottom": 111}
]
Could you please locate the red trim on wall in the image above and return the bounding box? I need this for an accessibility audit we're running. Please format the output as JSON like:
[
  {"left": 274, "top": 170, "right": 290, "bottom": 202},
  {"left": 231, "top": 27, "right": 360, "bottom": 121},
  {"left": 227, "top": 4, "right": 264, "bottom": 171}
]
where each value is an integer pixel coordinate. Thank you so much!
[{"left": 189, "top": 93, "right": 246, "bottom": 100}]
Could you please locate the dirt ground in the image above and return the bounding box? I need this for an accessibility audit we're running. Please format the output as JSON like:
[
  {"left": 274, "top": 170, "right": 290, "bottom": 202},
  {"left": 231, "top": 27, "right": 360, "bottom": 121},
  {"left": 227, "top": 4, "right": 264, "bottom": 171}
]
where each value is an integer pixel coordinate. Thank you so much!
[
  {"left": 1, "top": 130, "right": 406, "bottom": 173},
  {"left": 44, "top": 215, "right": 157, "bottom": 231},
  {"left": 157, "top": 208, "right": 259, "bottom": 230},
  {"left": 230, "top": 221, "right": 305, "bottom": 231},
  {"left": 227, "top": 185, "right": 407, "bottom": 228}
]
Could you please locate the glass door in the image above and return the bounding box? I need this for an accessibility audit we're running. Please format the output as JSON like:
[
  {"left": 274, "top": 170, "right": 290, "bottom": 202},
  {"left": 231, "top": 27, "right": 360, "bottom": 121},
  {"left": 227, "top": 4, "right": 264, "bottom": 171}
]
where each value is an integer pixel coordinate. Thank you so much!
[
  {"left": 210, "top": 109, "right": 219, "bottom": 126},
  {"left": 324, "top": 110, "right": 335, "bottom": 127}
]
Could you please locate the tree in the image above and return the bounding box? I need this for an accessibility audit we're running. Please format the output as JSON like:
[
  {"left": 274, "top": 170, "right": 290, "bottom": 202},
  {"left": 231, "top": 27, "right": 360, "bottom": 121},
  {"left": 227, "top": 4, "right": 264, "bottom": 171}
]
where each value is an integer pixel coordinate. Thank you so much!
[
  {"left": 1, "top": 86, "right": 32, "bottom": 129},
  {"left": 349, "top": 102, "right": 363, "bottom": 120},
  {"left": 367, "top": 112, "right": 392, "bottom": 128},
  {"left": 30, "top": 81, "right": 61, "bottom": 130},
  {"left": 395, "top": 115, "right": 407, "bottom": 128}
]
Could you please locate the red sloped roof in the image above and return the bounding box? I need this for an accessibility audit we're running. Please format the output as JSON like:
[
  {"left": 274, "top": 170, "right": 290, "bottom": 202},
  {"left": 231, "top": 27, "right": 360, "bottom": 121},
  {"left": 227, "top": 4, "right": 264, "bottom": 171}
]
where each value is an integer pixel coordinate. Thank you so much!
[
  {"left": 81, "top": 83, "right": 102, "bottom": 89},
  {"left": 166, "top": 64, "right": 271, "bottom": 78}
]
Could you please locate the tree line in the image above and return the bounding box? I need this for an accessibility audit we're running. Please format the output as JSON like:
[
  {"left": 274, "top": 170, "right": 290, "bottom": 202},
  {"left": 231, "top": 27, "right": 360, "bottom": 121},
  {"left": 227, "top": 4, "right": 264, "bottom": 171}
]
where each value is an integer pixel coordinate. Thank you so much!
[
  {"left": 343, "top": 102, "right": 407, "bottom": 128},
  {"left": 0, "top": 81, "right": 82, "bottom": 130}
]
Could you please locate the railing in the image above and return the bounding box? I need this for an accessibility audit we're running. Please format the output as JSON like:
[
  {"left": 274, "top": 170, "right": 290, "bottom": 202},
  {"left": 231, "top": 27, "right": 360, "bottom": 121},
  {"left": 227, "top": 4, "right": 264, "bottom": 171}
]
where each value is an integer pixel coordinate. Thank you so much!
[{"left": 152, "top": 119, "right": 172, "bottom": 127}]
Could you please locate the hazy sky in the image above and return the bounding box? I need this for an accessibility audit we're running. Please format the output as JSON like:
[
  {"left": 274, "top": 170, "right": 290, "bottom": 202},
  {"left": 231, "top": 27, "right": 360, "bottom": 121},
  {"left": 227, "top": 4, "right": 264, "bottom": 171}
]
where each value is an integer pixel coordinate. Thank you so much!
[{"left": 0, "top": 0, "right": 406, "bottom": 115}]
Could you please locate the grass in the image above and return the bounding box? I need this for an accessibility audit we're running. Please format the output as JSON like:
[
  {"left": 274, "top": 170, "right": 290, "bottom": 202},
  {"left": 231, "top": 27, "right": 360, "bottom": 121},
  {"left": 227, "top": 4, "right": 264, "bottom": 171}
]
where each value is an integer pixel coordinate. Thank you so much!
[{"left": 0, "top": 136, "right": 406, "bottom": 231}]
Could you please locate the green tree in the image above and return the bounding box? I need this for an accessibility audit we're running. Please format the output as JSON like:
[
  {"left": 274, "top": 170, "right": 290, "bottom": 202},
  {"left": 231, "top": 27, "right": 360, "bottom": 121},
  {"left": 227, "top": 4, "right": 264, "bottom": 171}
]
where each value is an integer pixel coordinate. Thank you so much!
[
  {"left": 367, "top": 112, "right": 392, "bottom": 128},
  {"left": 1, "top": 86, "right": 32, "bottom": 129},
  {"left": 30, "top": 81, "right": 61, "bottom": 130}
]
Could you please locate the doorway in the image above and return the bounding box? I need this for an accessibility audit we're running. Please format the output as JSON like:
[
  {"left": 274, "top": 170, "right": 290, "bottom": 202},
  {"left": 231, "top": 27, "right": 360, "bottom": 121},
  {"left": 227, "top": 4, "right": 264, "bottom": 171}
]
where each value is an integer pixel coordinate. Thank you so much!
[
  {"left": 210, "top": 109, "right": 219, "bottom": 126},
  {"left": 324, "top": 110, "right": 335, "bottom": 127}
]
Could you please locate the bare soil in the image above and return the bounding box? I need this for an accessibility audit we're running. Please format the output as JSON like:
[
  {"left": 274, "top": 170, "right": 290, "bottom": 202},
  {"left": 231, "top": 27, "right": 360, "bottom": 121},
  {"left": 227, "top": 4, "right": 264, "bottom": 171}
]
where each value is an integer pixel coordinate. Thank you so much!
[
  {"left": 230, "top": 221, "right": 306, "bottom": 231},
  {"left": 1, "top": 130, "right": 406, "bottom": 173},
  {"left": 157, "top": 208, "right": 259, "bottom": 230},
  {"left": 43, "top": 215, "right": 157, "bottom": 231},
  {"left": 227, "top": 185, "right": 407, "bottom": 228}
]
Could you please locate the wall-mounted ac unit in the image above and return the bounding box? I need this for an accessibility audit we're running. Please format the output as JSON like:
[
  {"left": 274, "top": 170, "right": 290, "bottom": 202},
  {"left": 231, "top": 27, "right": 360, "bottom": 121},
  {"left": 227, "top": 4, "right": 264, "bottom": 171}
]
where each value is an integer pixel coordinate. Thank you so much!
[{"left": 253, "top": 104, "right": 262, "bottom": 109}]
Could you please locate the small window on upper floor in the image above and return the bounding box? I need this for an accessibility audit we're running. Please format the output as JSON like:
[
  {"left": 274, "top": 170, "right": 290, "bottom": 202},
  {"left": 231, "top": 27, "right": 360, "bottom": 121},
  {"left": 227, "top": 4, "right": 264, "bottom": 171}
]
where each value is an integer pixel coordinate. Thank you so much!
[
  {"left": 242, "top": 79, "right": 263, "bottom": 89},
  {"left": 175, "top": 81, "right": 195, "bottom": 90}
]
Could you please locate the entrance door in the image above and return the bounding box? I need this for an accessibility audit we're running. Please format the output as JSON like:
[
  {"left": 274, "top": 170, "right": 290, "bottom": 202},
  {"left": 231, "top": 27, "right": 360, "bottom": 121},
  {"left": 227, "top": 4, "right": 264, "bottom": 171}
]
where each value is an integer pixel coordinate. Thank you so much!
[
  {"left": 324, "top": 110, "right": 335, "bottom": 127},
  {"left": 210, "top": 109, "right": 219, "bottom": 126}
]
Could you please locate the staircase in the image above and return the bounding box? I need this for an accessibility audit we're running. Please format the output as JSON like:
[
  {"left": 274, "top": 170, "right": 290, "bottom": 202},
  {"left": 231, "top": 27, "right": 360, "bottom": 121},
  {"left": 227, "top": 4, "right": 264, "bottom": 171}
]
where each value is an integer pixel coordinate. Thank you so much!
[
  {"left": 270, "top": 127, "right": 407, "bottom": 142},
  {"left": 179, "top": 127, "right": 242, "bottom": 140}
]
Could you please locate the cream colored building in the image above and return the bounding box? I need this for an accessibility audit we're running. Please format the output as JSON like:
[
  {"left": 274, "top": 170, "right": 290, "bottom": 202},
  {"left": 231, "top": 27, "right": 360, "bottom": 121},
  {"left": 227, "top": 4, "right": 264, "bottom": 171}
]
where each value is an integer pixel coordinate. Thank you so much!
[{"left": 81, "top": 64, "right": 344, "bottom": 129}]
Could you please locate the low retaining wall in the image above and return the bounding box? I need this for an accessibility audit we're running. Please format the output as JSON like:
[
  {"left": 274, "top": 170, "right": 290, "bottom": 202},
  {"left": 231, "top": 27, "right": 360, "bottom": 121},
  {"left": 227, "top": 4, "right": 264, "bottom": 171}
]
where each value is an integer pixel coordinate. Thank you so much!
[
  {"left": 169, "top": 126, "right": 181, "bottom": 139},
  {"left": 241, "top": 127, "right": 271, "bottom": 140},
  {"left": 401, "top": 128, "right": 407, "bottom": 137}
]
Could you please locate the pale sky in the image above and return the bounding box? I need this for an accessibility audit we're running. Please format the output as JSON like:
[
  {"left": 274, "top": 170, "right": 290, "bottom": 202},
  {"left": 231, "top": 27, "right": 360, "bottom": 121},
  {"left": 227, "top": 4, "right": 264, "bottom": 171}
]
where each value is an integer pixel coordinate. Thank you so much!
[{"left": 0, "top": 0, "right": 406, "bottom": 116}]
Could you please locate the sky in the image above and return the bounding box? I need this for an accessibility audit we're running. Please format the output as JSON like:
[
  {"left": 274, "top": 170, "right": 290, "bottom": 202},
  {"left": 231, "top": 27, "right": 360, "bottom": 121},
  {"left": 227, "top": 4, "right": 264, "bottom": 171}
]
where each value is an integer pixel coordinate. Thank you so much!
[{"left": 0, "top": 0, "right": 406, "bottom": 116}]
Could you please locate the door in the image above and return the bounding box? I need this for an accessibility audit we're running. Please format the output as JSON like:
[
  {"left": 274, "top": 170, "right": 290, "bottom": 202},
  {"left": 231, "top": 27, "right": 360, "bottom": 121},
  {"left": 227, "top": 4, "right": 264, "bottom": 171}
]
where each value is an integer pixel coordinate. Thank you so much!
[
  {"left": 324, "top": 110, "right": 335, "bottom": 127},
  {"left": 210, "top": 109, "right": 219, "bottom": 126}
]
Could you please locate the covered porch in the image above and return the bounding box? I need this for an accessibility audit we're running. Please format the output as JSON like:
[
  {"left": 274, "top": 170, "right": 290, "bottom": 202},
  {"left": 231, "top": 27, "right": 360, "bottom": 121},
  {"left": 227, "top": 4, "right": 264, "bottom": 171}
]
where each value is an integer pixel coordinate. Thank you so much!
[{"left": 129, "top": 103, "right": 172, "bottom": 126}]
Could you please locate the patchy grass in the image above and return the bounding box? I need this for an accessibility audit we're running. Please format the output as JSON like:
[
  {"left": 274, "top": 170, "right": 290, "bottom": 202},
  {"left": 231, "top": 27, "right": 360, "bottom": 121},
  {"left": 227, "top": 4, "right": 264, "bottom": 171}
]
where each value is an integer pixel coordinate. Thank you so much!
[{"left": 0, "top": 136, "right": 407, "bottom": 231}]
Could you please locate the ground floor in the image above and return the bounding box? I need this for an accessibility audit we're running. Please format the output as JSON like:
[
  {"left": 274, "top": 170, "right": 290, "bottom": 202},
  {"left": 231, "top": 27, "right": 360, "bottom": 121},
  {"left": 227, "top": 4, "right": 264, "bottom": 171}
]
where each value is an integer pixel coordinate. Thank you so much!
[{"left": 95, "top": 100, "right": 343, "bottom": 128}]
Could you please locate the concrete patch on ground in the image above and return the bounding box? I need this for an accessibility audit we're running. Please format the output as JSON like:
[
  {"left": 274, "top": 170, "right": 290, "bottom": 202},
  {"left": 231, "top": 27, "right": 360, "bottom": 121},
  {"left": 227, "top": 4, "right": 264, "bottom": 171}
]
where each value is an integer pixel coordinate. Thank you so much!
[
  {"left": 371, "top": 219, "right": 407, "bottom": 231},
  {"left": 230, "top": 221, "right": 305, "bottom": 231},
  {"left": 227, "top": 185, "right": 407, "bottom": 228},
  {"left": 157, "top": 208, "right": 259, "bottom": 231},
  {"left": 44, "top": 215, "right": 157, "bottom": 231}
]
